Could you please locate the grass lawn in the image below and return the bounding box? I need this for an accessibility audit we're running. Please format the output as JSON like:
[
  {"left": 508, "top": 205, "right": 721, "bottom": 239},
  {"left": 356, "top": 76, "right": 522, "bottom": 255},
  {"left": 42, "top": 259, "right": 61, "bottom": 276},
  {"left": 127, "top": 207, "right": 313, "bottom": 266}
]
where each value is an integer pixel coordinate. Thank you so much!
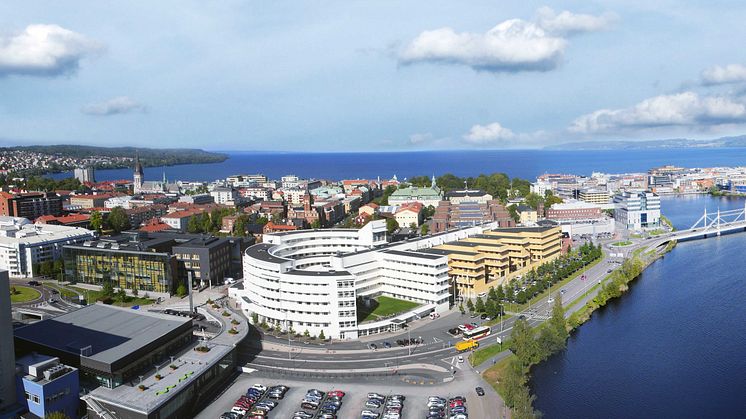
[
  {"left": 482, "top": 353, "right": 517, "bottom": 398},
  {"left": 612, "top": 241, "right": 632, "bottom": 246},
  {"left": 69, "top": 286, "right": 154, "bottom": 307},
  {"left": 9, "top": 285, "right": 41, "bottom": 303},
  {"left": 357, "top": 296, "right": 420, "bottom": 323},
  {"left": 469, "top": 338, "right": 512, "bottom": 366}
]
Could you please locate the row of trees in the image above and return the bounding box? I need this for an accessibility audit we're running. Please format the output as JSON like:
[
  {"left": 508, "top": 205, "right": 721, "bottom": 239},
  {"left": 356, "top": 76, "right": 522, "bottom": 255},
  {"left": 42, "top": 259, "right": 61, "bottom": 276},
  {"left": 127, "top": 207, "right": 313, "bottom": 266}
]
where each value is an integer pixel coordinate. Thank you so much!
[
  {"left": 567, "top": 256, "right": 646, "bottom": 329},
  {"left": 187, "top": 207, "right": 237, "bottom": 234},
  {"left": 499, "top": 253, "right": 648, "bottom": 417},
  {"left": 409, "top": 173, "right": 532, "bottom": 201},
  {"left": 461, "top": 243, "right": 603, "bottom": 313},
  {"left": 501, "top": 297, "right": 569, "bottom": 418},
  {"left": 90, "top": 207, "right": 131, "bottom": 234},
  {"left": 33, "top": 259, "right": 64, "bottom": 279}
]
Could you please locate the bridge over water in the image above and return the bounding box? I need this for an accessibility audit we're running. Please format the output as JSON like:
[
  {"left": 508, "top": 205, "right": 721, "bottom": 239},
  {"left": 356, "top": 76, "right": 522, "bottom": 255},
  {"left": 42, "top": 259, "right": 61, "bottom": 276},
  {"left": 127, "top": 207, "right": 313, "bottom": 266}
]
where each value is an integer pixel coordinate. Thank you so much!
[{"left": 650, "top": 205, "right": 746, "bottom": 246}]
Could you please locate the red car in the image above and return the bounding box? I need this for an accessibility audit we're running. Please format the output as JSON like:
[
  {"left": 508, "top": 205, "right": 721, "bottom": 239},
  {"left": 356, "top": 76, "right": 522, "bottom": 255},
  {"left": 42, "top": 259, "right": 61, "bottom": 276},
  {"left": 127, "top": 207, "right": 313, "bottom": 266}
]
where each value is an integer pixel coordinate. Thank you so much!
[{"left": 327, "top": 390, "right": 345, "bottom": 398}]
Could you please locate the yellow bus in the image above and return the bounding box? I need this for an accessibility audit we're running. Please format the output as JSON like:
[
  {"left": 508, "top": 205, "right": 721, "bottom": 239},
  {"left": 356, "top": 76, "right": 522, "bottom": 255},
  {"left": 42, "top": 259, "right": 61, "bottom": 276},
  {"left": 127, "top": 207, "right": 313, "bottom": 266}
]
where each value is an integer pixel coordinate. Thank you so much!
[{"left": 455, "top": 339, "right": 479, "bottom": 352}]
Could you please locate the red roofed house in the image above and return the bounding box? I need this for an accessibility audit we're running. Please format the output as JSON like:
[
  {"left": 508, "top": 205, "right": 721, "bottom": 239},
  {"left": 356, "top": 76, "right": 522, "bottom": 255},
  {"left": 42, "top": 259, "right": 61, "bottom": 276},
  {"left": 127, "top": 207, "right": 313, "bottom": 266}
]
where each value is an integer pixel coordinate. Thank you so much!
[
  {"left": 358, "top": 202, "right": 379, "bottom": 217},
  {"left": 34, "top": 213, "right": 91, "bottom": 228},
  {"left": 139, "top": 218, "right": 173, "bottom": 233},
  {"left": 394, "top": 202, "right": 424, "bottom": 227},
  {"left": 263, "top": 221, "right": 298, "bottom": 234}
]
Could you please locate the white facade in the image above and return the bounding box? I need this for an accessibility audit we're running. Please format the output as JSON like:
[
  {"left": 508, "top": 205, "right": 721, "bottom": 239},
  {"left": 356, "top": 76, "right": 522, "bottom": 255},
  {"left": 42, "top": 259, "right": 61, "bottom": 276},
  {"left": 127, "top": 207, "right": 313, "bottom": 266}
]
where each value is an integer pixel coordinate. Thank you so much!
[
  {"left": 74, "top": 167, "right": 95, "bottom": 183},
  {"left": 281, "top": 175, "right": 301, "bottom": 190},
  {"left": 210, "top": 187, "right": 239, "bottom": 205},
  {"left": 614, "top": 191, "right": 661, "bottom": 231},
  {"left": 0, "top": 217, "right": 95, "bottom": 277},
  {"left": 234, "top": 220, "right": 497, "bottom": 340},
  {"left": 104, "top": 196, "right": 134, "bottom": 209}
]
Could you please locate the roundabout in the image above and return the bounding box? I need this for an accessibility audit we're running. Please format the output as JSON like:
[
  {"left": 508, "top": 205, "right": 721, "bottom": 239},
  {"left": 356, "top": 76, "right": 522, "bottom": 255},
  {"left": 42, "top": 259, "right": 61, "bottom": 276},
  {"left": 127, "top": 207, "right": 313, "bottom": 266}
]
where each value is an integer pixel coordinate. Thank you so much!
[{"left": 9, "top": 284, "right": 41, "bottom": 304}]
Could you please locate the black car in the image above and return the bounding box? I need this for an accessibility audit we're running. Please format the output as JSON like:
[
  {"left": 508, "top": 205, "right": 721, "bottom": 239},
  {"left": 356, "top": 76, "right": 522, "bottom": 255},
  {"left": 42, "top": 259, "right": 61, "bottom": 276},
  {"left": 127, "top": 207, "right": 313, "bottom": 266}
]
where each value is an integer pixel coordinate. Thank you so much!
[
  {"left": 27, "top": 280, "right": 41, "bottom": 286},
  {"left": 480, "top": 313, "right": 488, "bottom": 320},
  {"left": 476, "top": 386, "right": 485, "bottom": 396}
]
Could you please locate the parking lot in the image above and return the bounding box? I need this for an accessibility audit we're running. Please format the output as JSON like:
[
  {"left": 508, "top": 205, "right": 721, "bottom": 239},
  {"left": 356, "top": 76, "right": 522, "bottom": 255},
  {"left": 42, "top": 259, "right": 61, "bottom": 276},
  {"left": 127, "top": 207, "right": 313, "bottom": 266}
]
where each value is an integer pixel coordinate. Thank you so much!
[{"left": 196, "top": 369, "right": 501, "bottom": 419}]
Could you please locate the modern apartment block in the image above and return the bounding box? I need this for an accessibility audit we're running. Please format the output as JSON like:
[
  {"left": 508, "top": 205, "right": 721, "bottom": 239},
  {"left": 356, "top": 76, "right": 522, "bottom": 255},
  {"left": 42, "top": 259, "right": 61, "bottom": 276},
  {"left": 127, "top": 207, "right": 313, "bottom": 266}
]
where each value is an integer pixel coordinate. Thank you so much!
[
  {"left": 0, "top": 217, "right": 95, "bottom": 278},
  {"left": 0, "top": 192, "right": 63, "bottom": 220},
  {"left": 63, "top": 231, "right": 248, "bottom": 296},
  {"left": 420, "top": 225, "right": 563, "bottom": 298}
]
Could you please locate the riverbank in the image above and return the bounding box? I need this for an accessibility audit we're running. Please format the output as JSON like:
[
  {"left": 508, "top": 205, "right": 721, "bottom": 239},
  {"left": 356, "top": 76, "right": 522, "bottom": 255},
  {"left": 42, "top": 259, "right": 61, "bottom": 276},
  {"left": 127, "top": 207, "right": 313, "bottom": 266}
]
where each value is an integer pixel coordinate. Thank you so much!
[{"left": 480, "top": 239, "right": 676, "bottom": 418}]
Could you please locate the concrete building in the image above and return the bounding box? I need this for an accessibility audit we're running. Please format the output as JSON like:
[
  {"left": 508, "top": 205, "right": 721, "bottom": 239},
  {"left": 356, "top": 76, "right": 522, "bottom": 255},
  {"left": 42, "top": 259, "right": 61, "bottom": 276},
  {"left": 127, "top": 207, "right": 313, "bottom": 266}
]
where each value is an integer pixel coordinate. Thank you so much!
[
  {"left": 63, "top": 231, "right": 248, "bottom": 296},
  {"left": 70, "top": 193, "right": 119, "bottom": 209},
  {"left": 516, "top": 205, "right": 538, "bottom": 225},
  {"left": 394, "top": 202, "right": 424, "bottom": 227},
  {"left": 0, "top": 217, "right": 95, "bottom": 278},
  {"left": 431, "top": 200, "right": 514, "bottom": 233},
  {"left": 0, "top": 192, "right": 63, "bottom": 220},
  {"left": 74, "top": 166, "right": 95, "bottom": 183},
  {"left": 210, "top": 186, "right": 239, "bottom": 205},
  {"left": 104, "top": 195, "right": 134, "bottom": 209},
  {"left": 12, "top": 303, "right": 245, "bottom": 418},
  {"left": 579, "top": 189, "right": 610, "bottom": 205},
  {"left": 15, "top": 354, "right": 79, "bottom": 419},
  {"left": 614, "top": 191, "right": 661, "bottom": 231},
  {"left": 178, "top": 193, "right": 214, "bottom": 205},
  {"left": 546, "top": 201, "right": 603, "bottom": 221},
  {"left": 421, "top": 226, "right": 563, "bottom": 298},
  {"left": 0, "top": 271, "right": 15, "bottom": 413},
  {"left": 388, "top": 178, "right": 443, "bottom": 208},
  {"left": 445, "top": 189, "right": 493, "bottom": 205},
  {"left": 234, "top": 220, "right": 511, "bottom": 339}
]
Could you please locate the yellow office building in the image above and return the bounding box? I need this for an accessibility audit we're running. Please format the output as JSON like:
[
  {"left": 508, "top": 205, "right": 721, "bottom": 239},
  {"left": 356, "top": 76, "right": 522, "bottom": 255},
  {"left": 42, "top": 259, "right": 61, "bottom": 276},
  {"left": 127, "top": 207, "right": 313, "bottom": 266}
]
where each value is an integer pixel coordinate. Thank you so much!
[{"left": 421, "top": 225, "right": 562, "bottom": 298}]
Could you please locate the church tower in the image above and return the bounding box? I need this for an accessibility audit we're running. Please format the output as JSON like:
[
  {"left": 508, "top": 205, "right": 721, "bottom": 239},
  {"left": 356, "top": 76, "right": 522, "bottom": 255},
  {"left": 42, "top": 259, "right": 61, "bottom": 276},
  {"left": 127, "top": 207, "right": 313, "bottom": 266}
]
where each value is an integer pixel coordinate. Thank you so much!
[{"left": 133, "top": 152, "right": 144, "bottom": 194}]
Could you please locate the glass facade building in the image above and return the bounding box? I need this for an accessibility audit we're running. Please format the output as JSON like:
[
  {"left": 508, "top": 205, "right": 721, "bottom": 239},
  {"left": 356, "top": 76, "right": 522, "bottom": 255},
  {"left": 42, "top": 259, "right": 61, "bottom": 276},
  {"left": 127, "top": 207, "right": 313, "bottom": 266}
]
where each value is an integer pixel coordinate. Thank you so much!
[{"left": 63, "top": 245, "right": 176, "bottom": 295}]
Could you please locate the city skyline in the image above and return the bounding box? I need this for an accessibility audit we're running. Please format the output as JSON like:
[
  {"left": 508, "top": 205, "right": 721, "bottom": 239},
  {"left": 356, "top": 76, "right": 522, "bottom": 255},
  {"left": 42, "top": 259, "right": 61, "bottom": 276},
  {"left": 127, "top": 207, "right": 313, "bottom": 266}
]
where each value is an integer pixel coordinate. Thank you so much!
[{"left": 3, "top": 1, "right": 746, "bottom": 151}]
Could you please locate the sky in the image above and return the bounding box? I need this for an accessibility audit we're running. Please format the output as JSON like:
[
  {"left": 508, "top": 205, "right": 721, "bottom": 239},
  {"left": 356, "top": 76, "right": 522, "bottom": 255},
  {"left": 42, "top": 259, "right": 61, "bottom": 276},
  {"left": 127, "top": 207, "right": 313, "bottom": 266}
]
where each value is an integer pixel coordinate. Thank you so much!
[{"left": 2, "top": 1, "right": 746, "bottom": 151}]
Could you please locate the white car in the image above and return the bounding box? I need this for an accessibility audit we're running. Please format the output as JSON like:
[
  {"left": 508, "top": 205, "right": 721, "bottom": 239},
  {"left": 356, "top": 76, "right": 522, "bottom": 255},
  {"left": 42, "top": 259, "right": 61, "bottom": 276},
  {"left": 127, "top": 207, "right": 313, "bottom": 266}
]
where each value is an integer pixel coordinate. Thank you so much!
[
  {"left": 477, "top": 291, "right": 488, "bottom": 298},
  {"left": 458, "top": 355, "right": 464, "bottom": 363},
  {"left": 251, "top": 384, "right": 267, "bottom": 392}
]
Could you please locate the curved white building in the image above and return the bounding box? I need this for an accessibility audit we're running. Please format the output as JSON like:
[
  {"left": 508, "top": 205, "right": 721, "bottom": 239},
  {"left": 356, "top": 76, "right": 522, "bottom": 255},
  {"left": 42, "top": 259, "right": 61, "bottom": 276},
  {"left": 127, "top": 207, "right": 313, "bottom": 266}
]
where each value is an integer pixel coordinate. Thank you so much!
[{"left": 234, "top": 220, "right": 490, "bottom": 339}]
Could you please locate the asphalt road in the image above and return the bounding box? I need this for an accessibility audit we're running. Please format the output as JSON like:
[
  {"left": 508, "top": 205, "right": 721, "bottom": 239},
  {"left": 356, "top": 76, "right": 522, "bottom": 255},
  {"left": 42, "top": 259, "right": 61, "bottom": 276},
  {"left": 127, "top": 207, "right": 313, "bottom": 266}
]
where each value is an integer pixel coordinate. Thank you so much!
[{"left": 241, "top": 240, "right": 629, "bottom": 374}]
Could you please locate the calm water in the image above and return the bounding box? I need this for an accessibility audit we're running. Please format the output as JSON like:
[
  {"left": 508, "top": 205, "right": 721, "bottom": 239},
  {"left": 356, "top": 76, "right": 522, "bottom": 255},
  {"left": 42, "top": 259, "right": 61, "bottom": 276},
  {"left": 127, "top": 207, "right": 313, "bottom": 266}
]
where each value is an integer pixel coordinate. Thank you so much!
[
  {"left": 52, "top": 148, "right": 746, "bottom": 182},
  {"left": 531, "top": 195, "right": 746, "bottom": 418}
]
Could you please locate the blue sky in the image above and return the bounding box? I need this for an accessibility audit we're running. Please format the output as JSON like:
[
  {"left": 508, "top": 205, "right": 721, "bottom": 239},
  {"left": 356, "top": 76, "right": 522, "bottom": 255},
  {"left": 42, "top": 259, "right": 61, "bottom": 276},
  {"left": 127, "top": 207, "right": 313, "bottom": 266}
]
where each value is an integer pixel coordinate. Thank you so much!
[{"left": 2, "top": 1, "right": 746, "bottom": 151}]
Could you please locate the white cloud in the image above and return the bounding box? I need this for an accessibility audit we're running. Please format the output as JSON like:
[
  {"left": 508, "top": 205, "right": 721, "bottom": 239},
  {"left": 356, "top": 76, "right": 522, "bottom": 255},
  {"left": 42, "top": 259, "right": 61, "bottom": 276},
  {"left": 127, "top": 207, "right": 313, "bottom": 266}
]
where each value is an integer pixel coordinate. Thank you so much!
[
  {"left": 463, "top": 122, "right": 516, "bottom": 144},
  {"left": 398, "top": 19, "right": 566, "bottom": 73},
  {"left": 570, "top": 92, "right": 746, "bottom": 133},
  {"left": 408, "top": 132, "right": 433, "bottom": 145},
  {"left": 81, "top": 96, "right": 146, "bottom": 116},
  {"left": 536, "top": 7, "right": 616, "bottom": 36},
  {"left": 397, "top": 7, "right": 615, "bottom": 73},
  {"left": 0, "top": 24, "right": 103, "bottom": 77},
  {"left": 701, "top": 64, "right": 746, "bottom": 85}
]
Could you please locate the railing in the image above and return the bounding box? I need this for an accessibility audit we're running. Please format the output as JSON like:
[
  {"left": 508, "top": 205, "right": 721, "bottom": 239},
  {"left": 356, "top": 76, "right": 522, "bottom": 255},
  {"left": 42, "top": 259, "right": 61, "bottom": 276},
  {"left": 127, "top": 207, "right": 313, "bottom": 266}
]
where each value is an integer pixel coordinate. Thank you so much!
[{"left": 82, "top": 395, "right": 119, "bottom": 419}]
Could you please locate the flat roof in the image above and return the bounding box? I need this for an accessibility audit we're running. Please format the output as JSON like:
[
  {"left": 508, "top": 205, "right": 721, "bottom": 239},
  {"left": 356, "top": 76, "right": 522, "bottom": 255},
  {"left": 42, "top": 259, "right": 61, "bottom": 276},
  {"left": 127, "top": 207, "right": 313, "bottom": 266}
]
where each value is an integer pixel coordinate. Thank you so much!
[
  {"left": 419, "top": 248, "right": 475, "bottom": 257},
  {"left": 14, "top": 304, "right": 191, "bottom": 366},
  {"left": 382, "top": 249, "right": 444, "bottom": 260},
  {"left": 246, "top": 243, "right": 289, "bottom": 263}
]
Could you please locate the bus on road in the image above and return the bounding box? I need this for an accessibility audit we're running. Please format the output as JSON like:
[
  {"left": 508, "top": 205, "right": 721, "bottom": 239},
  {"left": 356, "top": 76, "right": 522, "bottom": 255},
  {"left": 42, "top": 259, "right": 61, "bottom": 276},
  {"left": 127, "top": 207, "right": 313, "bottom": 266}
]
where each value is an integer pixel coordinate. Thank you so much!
[{"left": 462, "top": 326, "right": 491, "bottom": 341}]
